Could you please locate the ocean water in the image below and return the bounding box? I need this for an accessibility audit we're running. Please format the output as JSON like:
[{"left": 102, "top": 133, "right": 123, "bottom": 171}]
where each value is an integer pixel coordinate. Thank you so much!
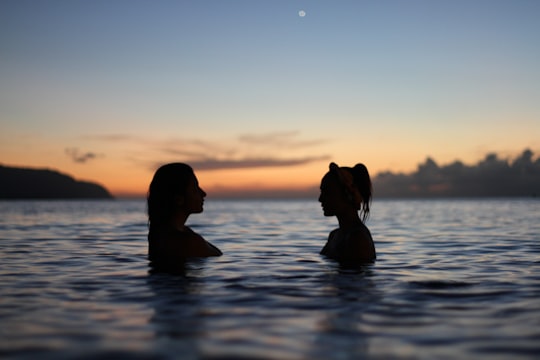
[{"left": 0, "top": 198, "right": 539, "bottom": 360}]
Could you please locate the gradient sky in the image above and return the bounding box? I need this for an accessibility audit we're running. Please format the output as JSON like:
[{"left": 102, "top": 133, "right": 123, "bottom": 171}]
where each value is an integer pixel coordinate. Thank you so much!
[{"left": 1, "top": 0, "right": 539, "bottom": 197}]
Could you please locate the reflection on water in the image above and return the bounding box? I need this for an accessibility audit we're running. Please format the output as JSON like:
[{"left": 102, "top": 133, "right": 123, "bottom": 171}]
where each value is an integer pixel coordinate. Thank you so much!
[
  {"left": 0, "top": 199, "right": 539, "bottom": 359},
  {"left": 147, "top": 267, "right": 205, "bottom": 358}
]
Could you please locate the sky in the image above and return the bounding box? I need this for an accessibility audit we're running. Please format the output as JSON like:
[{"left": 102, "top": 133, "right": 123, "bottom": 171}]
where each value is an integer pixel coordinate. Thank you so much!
[{"left": 1, "top": 0, "right": 539, "bottom": 197}]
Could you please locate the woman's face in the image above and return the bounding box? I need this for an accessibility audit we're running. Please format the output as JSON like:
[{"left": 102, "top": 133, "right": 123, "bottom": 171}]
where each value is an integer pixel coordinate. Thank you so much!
[
  {"left": 318, "top": 173, "right": 348, "bottom": 217},
  {"left": 182, "top": 175, "right": 207, "bottom": 214}
]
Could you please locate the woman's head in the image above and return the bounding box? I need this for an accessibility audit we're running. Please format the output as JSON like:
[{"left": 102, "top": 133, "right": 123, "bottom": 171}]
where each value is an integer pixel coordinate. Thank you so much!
[
  {"left": 147, "top": 163, "right": 206, "bottom": 226},
  {"left": 318, "top": 162, "right": 372, "bottom": 221}
]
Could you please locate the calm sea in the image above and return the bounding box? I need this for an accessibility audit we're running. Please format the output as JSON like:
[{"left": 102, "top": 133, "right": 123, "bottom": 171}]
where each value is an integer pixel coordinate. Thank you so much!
[{"left": 0, "top": 199, "right": 539, "bottom": 360}]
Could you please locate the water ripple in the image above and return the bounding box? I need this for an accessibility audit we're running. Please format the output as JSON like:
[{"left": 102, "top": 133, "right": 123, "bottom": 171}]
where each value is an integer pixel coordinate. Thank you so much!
[{"left": 0, "top": 199, "right": 539, "bottom": 359}]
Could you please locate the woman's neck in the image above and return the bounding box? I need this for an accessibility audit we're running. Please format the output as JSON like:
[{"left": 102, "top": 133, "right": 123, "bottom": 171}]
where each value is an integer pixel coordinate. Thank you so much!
[
  {"left": 337, "top": 211, "right": 362, "bottom": 230},
  {"left": 171, "top": 212, "right": 189, "bottom": 231}
]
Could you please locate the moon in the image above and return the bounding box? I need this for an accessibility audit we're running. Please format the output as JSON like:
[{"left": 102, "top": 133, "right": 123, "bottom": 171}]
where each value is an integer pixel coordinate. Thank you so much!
[{"left": 298, "top": 10, "right": 306, "bottom": 17}]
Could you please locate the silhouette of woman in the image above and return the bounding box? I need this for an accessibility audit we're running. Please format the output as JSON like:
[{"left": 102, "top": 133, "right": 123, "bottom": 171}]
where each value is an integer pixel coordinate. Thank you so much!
[
  {"left": 319, "top": 162, "right": 376, "bottom": 262},
  {"left": 147, "top": 163, "right": 222, "bottom": 270}
]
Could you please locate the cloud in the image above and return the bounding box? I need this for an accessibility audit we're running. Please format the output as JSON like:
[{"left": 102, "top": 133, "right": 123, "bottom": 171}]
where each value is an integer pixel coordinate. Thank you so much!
[
  {"left": 159, "top": 138, "right": 238, "bottom": 159},
  {"left": 188, "top": 155, "right": 330, "bottom": 171},
  {"left": 374, "top": 149, "right": 540, "bottom": 198},
  {"left": 163, "top": 132, "right": 329, "bottom": 170},
  {"left": 84, "top": 130, "right": 330, "bottom": 171},
  {"left": 238, "top": 131, "right": 325, "bottom": 149},
  {"left": 65, "top": 147, "right": 102, "bottom": 163},
  {"left": 83, "top": 134, "right": 138, "bottom": 142}
]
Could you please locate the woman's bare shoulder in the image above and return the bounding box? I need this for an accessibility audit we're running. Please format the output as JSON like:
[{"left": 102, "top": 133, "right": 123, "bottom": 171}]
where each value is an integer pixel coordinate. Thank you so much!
[
  {"left": 347, "top": 225, "right": 376, "bottom": 260},
  {"left": 183, "top": 228, "right": 222, "bottom": 257},
  {"left": 349, "top": 224, "right": 373, "bottom": 239},
  {"left": 151, "top": 227, "right": 221, "bottom": 258}
]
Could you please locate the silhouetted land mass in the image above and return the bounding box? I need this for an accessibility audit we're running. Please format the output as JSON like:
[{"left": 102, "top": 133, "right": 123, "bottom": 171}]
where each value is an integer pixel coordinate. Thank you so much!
[
  {"left": 0, "top": 165, "right": 113, "bottom": 199},
  {"left": 374, "top": 149, "right": 540, "bottom": 198}
]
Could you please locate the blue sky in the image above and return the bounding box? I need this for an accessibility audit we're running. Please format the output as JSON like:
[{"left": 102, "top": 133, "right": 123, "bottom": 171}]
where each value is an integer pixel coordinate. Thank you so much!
[{"left": 1, "top": 0, "right": 539, "bottom": 196}]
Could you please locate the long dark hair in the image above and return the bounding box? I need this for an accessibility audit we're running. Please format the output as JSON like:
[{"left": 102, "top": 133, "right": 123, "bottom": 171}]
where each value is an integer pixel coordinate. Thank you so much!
[
  {"left": 147, "top": 163, "right": 194, "bottom": 229},
  {"left": 344, "top": 163, "right": 372, "bottom": 221}
]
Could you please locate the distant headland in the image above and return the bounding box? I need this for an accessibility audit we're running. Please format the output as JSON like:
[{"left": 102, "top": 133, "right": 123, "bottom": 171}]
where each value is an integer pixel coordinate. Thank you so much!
[{"left": 0, "top": 165, "right": 113, "bottom": 199}]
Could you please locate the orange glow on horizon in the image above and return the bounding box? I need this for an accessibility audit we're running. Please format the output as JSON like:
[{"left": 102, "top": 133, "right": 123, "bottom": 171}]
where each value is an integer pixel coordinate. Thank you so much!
[
  {"left": 107, "top": 164, "right": 324, "bottom": 198},
  {"left": 4, "top": 139, "right": 538, "bottom": 199}
]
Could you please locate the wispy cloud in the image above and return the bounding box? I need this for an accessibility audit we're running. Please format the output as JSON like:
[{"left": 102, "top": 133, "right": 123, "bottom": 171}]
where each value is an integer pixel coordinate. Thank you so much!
[
  {"left": 84, "top": 130, "right": 330, "bottom": 171},
  {"left": 238, "top": 131, "right": 325, "bottom": 149},
  {"left": 65, "top": 147, "right": 102, "bottom": 163},
  {"left": 83, "top": 134, "right": 139, "bottom": 142},
  {"left": 188, "top": 155, "right": 330, "bottom": 171},
  {"left": 159, "top": 138, "right": 238, "bottom": 159}
]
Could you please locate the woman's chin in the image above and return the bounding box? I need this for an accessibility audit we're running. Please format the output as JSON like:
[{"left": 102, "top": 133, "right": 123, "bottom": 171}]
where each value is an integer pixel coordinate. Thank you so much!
[{"left": 194, "top": 205, "right": 204, "bottom": 213}]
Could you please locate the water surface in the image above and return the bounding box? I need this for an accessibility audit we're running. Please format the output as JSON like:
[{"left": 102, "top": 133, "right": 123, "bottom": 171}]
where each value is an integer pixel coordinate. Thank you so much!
[{"left": 0, "top": 199, "right": 539, "bottom": 359}]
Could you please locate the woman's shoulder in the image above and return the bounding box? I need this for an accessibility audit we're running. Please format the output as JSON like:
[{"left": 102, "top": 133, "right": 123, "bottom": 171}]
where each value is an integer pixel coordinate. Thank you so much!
[
  {"left": 348, "top": 223, "right": 376, "bottom": 260},
  {"left": 331, "top": 223, "right": 375, "bottom": 262},
  {"left": 149, "top": 226, "right": 221, "bottom": 258},
  {"left": 348, "top": 223, "right": 373, "bottom": 239},
  {"left": 183, "top": 227, "right": 222, "bottom": 257},
  {"left": 328, "top": 228, "right": 340, "bottom": 238}
]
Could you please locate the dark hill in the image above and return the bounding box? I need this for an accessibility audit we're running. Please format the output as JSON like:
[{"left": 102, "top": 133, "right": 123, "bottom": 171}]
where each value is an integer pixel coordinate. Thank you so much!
[{"left": 0, "top": 165, "right": 113, "bottom": 199}]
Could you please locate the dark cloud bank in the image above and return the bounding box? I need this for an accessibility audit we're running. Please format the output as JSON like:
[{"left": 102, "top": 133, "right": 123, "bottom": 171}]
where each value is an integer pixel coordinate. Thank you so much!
[{"left": 374, "top": 149, "right": 540, "bottom": 198}]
